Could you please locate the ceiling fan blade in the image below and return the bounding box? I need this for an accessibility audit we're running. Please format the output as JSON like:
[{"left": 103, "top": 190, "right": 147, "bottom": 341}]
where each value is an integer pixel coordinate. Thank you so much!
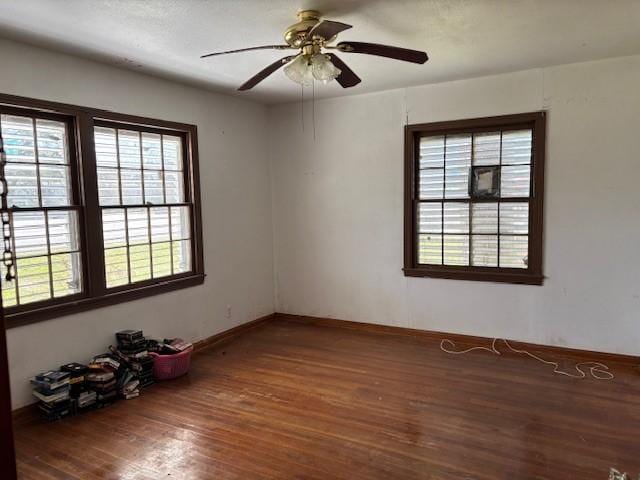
[
  {"left": 307, "top": 20, "right": 352, "bottom": 41},
  {"left": 336, "top": 42, "right": 428, "bottom": 64},
  {"left": 327, "top": 54, "right": 361, "bottom": 88},
  {"left": 201, "top": 45, "right": 293, "bottom": 58},
  {"left": 238, "top": 55, "right": 297, "bottom": 91}
]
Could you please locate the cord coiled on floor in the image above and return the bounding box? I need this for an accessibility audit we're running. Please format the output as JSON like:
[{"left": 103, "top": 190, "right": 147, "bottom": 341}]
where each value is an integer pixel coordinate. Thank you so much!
[{"left": 440, "top": 338, "right": 614, "bottom": 380}]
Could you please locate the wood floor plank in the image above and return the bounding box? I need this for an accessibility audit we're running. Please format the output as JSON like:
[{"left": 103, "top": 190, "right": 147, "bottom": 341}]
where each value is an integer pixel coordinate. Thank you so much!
[{"left": 13, "top": 318, "right": 640, "bottom": 479}]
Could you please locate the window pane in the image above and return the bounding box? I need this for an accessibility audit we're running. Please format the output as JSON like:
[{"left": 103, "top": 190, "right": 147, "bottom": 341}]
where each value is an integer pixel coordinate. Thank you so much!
[
  {"left": 152, "top": 242, "right": 172, "bottom": 278},
  {"left": 501, "top": 165, "right": 530, "bottom": 197},
  {"left": 499, "top": 235, "right": 528, "bottom": 268},
  {"left": 418, "top": 203, "right": 441, "bottom": 233},
  {"left": 171, "top": 206, "right": 191, "bottom": 240},
  {"left": 443, "top": 234, "right": 469, "bottom": 266},
  {"left": 472, "top": 235, "right": 498, "bottom": 267},
  {"left": 471, "top": 203, "right": 498, "bottom": 234},
  {"left": 150, "top": 207, "right": 170, "bottom": 242},
  {"left": 48, "top": 210, "right": 80, "bottom": 253},
  {"left": 445, "top": 135, "right": 471, "bottom": 199},
  {"left": 36, "top": 119, "right": 68, "bottom": 165},
  {"left": 143, "top": 170, "right": 164, "bottom": 204},
  {"left": 40, "top": 164, "right": 72, "bottom": 206},
  {"left": 1, "top": 277, "right": 17, "bottom": 307},
  {"left": 120, "top": 169, "right": 143, "bottom": 205},
  {"left": 102, "top": 208, "right": 127, "bottom": 248},
  {"left": 445, "top": 166, "right": 470, "bottom": 199},
  {"left": 419, "top": 169, "right": 443, "bottom": 199},
  {"left": 13, "top": 211, "right": 46, "bottom": 258},
  {"left": 118, "top": 130, "right": 141, "bottom": 169},
  {"left": 164, "top": 171, "right": 185, "bottom": 203},
  {"left": 97, "top": 167, "right": 120, "bottom": 205},
  {"left": 162, "top": 135, "right": 183, "bottom": 171},
  {"left": 127, "top": 208, "right": 149, "bottom": 245},
  {"left": 172, "top": 239, "right": 192, "bottom": 274},
  {"left": 129, "top": 244, "right": 151, "bottom": 282},
  {"left": 8, "top": 210, "right": 83, "bottom": 305},
  {"left": 418, "top": 234, "right": 441, "bottom": 265},
  {"left": 500, "top": 203, "right": 529, "bottom": 234},
  {"left": 501, "top": 129, "right": 532, "bottom": 165},
  {"left": 142, "top": 132, "right": 162, "bottom": 170},
  {"left": 16, "top": 255, "right": 51, "bottom": 304},
  {"left": 6, "top": 163, "right": 38, "bottom": 207},
  {"left": 443, "top": 203, "right": 469, "bottom": 233},
  {"left": 51, "top": 252, "right": 82, "bottom": 298},
  {"left": 419, "top": 136, "right": 444, "bottom": 169},
  {"left": 473, "top": 132, "right": 500, "bottom": 166},
  {"left": 1, "top": 114, "right": 35, "bottom": 163},
  {"left": 94, "top": 127, "right": 118, "bottom": 167},
  {"left": 105, "top": 247, "right": 129, "bottom": 288}
]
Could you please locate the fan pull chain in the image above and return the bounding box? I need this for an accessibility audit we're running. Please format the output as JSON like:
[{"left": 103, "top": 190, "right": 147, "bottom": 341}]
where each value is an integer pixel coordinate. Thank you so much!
[
  {"left": 403, "top": 87, "right": 410, "bottom": 126},
  {"left": 0, "top": 127, "right": 16, "bottom": 282},
  {"left": 312, "top": 80, "right": 316, "bottom": 141},
  {"left": 300, "top": 83, "right": 304, "bottom": 132}
]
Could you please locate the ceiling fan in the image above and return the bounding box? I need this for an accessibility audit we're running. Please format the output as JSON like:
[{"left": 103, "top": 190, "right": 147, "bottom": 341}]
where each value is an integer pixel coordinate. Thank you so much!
[{"left": 201, "top": 10, "right": 428, "bottom": 91}]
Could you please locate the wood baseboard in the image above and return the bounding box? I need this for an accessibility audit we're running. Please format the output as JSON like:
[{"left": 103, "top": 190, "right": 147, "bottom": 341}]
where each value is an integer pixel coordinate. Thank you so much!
[
  {"left": 275, "top": 313, "right": 640, "bottom": 366},
  {"left": 192, "top": 313, "right": 275, "bottom": 352}
]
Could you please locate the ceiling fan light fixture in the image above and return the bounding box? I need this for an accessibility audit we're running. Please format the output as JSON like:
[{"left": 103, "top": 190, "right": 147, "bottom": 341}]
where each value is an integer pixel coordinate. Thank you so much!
[
  {"left": 202, "top": 10, "right": 428, "bottom": 91},
  {"left": 284, "top": 55, "right": 314, "bottom": 86},
  {"left": 311, "top": 54, "right": 341, "bottom": 84}
]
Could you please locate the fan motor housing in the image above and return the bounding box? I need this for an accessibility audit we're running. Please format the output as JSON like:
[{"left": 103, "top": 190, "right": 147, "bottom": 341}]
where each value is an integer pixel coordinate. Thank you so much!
[{"left": 284, "top": 10, "right": 321, "bottom": 47}]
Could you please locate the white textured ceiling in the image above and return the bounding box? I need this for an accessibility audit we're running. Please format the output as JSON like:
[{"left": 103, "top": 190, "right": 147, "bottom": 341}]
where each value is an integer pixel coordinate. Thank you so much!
[{"left": 0, "top": 0, "right": 639, "bottom": 104}]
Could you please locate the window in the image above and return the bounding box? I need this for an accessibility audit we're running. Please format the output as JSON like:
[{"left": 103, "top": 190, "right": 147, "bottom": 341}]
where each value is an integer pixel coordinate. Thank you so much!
[
  {"left": 404, "top": 112, "right": 545, "bottom": 284},
  {"left": 93, "top": 124, "right": 192, "bottom": 288},
  {"left": 0, "top": 111, "right": 82, "bottom": 307},
  {"left": 0, "top": 94, "right": 204, "bottom": 327}
]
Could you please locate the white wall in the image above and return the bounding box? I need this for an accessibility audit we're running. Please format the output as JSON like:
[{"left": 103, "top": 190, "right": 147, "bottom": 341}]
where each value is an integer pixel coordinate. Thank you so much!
[
  {"left": 4, "top": 38, "right": 639, "bottom": 409},
  {"left": 269, "top": 55, "right": 640, "bottom": 357},
  {"left": 0, "top": 38, "right": 275, "bottom": 408}
]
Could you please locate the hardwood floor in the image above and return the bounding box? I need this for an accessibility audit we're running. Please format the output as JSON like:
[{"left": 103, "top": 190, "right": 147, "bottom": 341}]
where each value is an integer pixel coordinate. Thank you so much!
[{"left": 14, "top": 317, "right": 640, "bottom": 479}]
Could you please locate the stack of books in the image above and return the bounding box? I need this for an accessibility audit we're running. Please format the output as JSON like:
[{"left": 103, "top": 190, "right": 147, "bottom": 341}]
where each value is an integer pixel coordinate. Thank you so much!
[
  {"left": 116, "top": 329, "right": 145, "bottom": 349},
  {"left": 115, "top": 330, "right": 155, "bottom": 389},
  {"left": 117, "top": 370, "right": 140, "bottom": 400},
  {"left": 86, "top": 354, "right": 120, "bottom": 406},
  {"left": 135, "top": 356, "right": 155, "bottom": 389},
  {"left": 30, "top": 371, "right": 71, "bottom": 421},
  {"left": 60, "top": 362, "right": 95, "bottom": 413},
  {"left": 26, "top": 328, "right": 164, "bottom": 422},
  {"left": 76, "top": 390, "right": 97, "bottom": 411}
]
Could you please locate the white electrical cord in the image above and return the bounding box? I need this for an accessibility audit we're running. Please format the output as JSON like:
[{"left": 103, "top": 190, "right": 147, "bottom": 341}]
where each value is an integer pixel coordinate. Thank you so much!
[{"left": 440, "top": 338, "right": 614, "bottom": 380}]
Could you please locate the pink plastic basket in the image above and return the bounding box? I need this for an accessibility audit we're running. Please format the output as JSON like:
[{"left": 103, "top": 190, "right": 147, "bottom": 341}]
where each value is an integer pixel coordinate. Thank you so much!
[{"left": 149, "top": 346, "right": 193, "bottom": 380}]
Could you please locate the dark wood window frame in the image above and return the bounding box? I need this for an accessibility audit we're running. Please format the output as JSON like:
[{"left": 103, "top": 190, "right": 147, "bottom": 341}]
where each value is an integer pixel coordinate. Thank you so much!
[
  {"left": 0, "top": 93, "right": 205, "bottom": 328},
  {"left": 404, "top": 112, "right": 546, "bottom": 285}
]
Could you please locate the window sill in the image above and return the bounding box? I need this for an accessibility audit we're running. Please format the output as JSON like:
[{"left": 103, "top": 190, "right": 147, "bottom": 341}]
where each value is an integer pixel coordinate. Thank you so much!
[
  {"left": 4, "top": 273, "right": 206, "bottom": 329},
  {"left": 403, "top": 267, "right": 543, "bottom": 285}
]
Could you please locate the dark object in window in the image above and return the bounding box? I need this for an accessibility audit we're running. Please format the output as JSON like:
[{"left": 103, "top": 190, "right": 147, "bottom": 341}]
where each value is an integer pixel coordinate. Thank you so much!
[
  {"left": 469, "top": 166, "right": 501, "bottom": 199},
  {"left": 0, "top": 93, "right": 204, "bottom": 328},
  {"left": 404, "top": 112, "right": 545, "bottom": 285}
]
